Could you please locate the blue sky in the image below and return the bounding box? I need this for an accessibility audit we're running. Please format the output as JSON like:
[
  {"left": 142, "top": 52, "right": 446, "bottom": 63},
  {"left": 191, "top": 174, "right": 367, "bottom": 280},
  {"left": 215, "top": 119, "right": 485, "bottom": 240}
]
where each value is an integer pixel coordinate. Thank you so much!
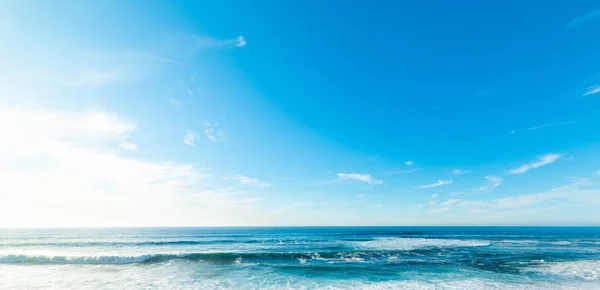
[{"left": 1, "top": 1, "right": 600, "bottom": 227}]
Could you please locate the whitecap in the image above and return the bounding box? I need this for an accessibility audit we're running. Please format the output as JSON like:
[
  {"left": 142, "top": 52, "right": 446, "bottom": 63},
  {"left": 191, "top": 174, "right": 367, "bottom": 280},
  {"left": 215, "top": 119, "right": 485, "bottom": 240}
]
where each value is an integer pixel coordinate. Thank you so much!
[
  {"left": 353, "top": 238, "right": 490, "bottom": 251},
  {"left": 525, "top": 260, "right": 600, "bottom": 281}
]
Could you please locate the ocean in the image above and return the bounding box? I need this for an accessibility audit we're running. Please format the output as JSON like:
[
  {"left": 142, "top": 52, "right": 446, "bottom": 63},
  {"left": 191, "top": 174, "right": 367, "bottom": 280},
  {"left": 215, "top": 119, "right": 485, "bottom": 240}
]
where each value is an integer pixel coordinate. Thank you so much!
[{"left": 0, "top": 227, "right": 599, "bottom": 289}]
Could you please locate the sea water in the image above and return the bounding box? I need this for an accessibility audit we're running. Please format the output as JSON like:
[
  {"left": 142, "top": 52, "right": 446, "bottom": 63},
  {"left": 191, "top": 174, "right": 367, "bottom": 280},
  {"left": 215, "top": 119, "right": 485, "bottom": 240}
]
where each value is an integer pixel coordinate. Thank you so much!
[{"left": 1, "top": 227, "right": 599, "bottom": 289}]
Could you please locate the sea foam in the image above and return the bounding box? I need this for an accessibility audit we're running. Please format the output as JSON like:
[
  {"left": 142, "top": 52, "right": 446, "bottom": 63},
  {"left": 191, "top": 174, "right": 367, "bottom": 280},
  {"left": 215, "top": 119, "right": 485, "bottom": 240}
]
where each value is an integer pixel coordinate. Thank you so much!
[{"left": 354, "top": 238, "right": 490, "bottom": 251}]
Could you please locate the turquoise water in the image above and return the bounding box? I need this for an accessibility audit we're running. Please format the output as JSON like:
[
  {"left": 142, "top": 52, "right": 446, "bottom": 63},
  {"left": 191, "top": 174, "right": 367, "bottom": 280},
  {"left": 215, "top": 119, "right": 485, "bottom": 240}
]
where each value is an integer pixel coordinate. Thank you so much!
[{"left": 1, "top": 227, "right": 599, "bottom": 289}]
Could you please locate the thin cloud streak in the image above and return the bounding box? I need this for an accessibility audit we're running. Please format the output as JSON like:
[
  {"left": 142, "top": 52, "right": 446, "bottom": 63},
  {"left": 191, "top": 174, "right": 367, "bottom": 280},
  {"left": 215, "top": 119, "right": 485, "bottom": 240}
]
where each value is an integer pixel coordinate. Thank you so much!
[
  {"left": 336, "top": 173, "right": 382, "bottom": 185},
  {"left": 229, "top": 175, "right": 270, "bottom": 188},
  {"left": 416, "top": 180, "right": 453, "bottom": 189},
  {"left": 473, "top": 176, "right": 503, "bottom": 192},
  {"left": 582, "top": 85, "right": 600, "bottom": 96},
  {"left": 567, "top": 8, "right": 600, "bottom": 28},
  {"left": 510, "top": 120, "right": 576, "bottom": 135},
  {"left": 450, "top": 169, "right": 471, "bottom": 175},
  {"left": 507, "top": 153, "right": 562, "bottom": 175},
  {"left": 183, "top": 131, "right": 198, "bottom": 146},
  {"left": 381, "top": 168, "right": 420, "bottom": 175}
]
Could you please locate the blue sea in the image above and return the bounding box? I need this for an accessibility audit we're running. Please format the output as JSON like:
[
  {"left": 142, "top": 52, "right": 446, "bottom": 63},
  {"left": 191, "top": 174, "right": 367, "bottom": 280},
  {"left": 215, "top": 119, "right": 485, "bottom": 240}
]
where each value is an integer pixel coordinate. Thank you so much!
[{"left": 1, "top": 227, "right": 599, "bottom": 289}]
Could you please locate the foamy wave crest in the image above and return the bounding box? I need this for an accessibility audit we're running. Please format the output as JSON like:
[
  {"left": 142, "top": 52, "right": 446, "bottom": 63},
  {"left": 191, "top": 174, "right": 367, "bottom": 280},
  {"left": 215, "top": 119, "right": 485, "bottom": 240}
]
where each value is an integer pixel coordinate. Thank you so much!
[
  {"left": 354, "top": 238, "right": 490, "bottom": 251},
  {"left": 0, "top": 252, "right": 369, "bottom": 265},
  {"left": 0, "top": 254, "right": 156, "bottom": 264},
  {"left": 526, "top": 260, "right": 600, "bottom": 281},
  {"left": 339, "top": 279, "right": 589, "bottom": 290}
]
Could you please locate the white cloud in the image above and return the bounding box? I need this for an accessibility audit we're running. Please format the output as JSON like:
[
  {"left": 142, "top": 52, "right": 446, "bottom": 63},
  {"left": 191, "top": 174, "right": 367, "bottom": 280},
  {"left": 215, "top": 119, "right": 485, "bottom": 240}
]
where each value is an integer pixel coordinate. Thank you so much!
[
  {"left": 405, "top": 161, "right": 414, "bottom": 166},
  {"left": 0, "top": 106, "right": 268, "bottom": 227},
  {"left": 431, "top": 194, "right": 438, "bottom": 199},
  {"left": 373, "top": 204, "right": 384, "bottom": 208},
  {"left": 595, "top": 170, "right": 600, "bottom": 176},
  {"left": 551, "top": 177, "right": 593, "bottom": 191},
  {"left": 441, "top": 199, "right": 460, "bottom": 207},
  {"left": 0, "top": 107, "right": 135, "bottom": 142},
  {"left": 494, "top": 194, "right": 550, "bottom": 208},
  {"left": 509, "top": 120, "right": 576, "bottom": 135},
  {"left": 428, "top": 199, "right": 460, "bottom": 213},
  {"left": 118, "top": 142, "right": 138, "bottom": 151},
  {"left": 183, "top": 130, "right": 198, "bottom": 146},
  {"left": 234, "top": 36, "right": 247, "bottom": 47},
  {"left": 336, "top": 173, "right": 382, "bottom": 185},
  {"left": 230, "top": 175, "right": 270, "bottom": 188},
  {"left": 451, "top": 169, "right": 470, "bottom": 175},
  {"left": 567, "top": 8, "right": 600, "bottom": 28},
  {"left": 582, "top": 85, "right": 600, "bottom": 96},
  {"left": 381, "top": 168, "right": 420, "bottom": 174},
  {"left": 203, "top": 123, "right": 226, "bottom": 142},
  {"left": 193, "top": 35, "right": 247, "bottom": 50},
  {"left": 507, "top": 153, "right": 562, "bottom": 175},
  {"left": 416, "top": 180, "right": 453, "bottom": 189},
  {"left": 473, "top": 175, "right": 503, "bottom": 192}
]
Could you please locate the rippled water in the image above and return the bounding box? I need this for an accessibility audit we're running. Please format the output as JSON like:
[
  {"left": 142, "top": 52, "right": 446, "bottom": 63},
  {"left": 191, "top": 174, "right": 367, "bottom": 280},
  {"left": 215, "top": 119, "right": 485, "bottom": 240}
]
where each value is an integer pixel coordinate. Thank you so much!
[{"left": 1, "top": 227, "right": 599, "bottom": 289}]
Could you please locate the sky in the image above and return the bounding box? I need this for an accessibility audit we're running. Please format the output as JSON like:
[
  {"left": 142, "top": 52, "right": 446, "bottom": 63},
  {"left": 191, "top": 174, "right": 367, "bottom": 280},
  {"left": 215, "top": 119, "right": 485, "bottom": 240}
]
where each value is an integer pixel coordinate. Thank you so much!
[{"left": 1, "top": 1, "right": 600, "bottom": 227}]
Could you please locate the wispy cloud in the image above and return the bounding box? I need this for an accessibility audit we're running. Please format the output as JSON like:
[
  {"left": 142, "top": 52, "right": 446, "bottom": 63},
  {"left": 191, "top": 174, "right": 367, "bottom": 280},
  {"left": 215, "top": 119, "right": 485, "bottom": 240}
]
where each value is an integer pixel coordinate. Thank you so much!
[
  {"left": 473, "top": 175, "right": 503, "bottom": 192},
  {"left": 551, "top": 177, "right": 593, "bottom": 191},
  {"left": 450, "top": 169, "right": 471, "bottom": 175},
  {"left": 428, "top": 199, "right": 460, "bottom": 213},
  {"left": 203, "top": 123, "right": 226, "bottom": 142},
  {"left": 336, "top": 173, "right": 382, "bottom": 185},
  {"left": 118, "top": 142, "right": 138, "bottom": 151},
  {"left": 416, "top": 180, "right": 453, "bottom": 189},
  {"left": 194, "top": 35, "right": 246, "bottom": 50},
  {"left": 373, "top": 204, "right": 384, "bottom": 208},
  {"left": 230, "top": 175, "right": 270, "bottom": 188},
  {"left": 582, "top": 85, "right": 600, "bottom": 96},
  {"left": 381, "top": 168, "right": 420, "bottom": 175},
  {"left": 595, "top": 170, "right": 600, "bottom": 176},
  {"left": 507, "top": 153, "right": 562, "bottom": 175},
  {"left": 0, "top": 107, "right": 270, "bottom": 227},
  {"left": 431, "top": 194, "right": 438, "bottom": 199},
  {"left": 405, "top": 161, "right": 414, "bottom": 166},
  {"left": 183, "top": 130, "right": 198, "bottom": 146},
  {"left": 567, "top": 8, "right": 600, "bottom": 28},
  {"left": 509, "top": 120, "right": 576, "bottom": 135}
]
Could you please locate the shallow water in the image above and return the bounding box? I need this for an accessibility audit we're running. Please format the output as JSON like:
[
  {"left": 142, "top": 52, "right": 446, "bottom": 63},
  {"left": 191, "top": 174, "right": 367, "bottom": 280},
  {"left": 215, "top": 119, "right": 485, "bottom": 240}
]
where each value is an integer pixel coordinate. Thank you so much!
[{"left": 1, "top": 227, "right": 599, "bottom": 289}]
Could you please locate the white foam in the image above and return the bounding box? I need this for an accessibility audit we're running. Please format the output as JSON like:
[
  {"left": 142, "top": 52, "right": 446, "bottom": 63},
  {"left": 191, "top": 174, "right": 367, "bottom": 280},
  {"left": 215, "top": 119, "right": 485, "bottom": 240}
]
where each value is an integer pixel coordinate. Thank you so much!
[
  {"left": 354, "top": 238, "right": 490, "bottom": 251},
  {"left": 326, "top": 279, "right": 592, "bottom": 290},
  {"left": 527, "top": 260, "right": 600, "bottom": 281},
  {"left": 0, "top": 253, "right": 154, "bottom": 264}
]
